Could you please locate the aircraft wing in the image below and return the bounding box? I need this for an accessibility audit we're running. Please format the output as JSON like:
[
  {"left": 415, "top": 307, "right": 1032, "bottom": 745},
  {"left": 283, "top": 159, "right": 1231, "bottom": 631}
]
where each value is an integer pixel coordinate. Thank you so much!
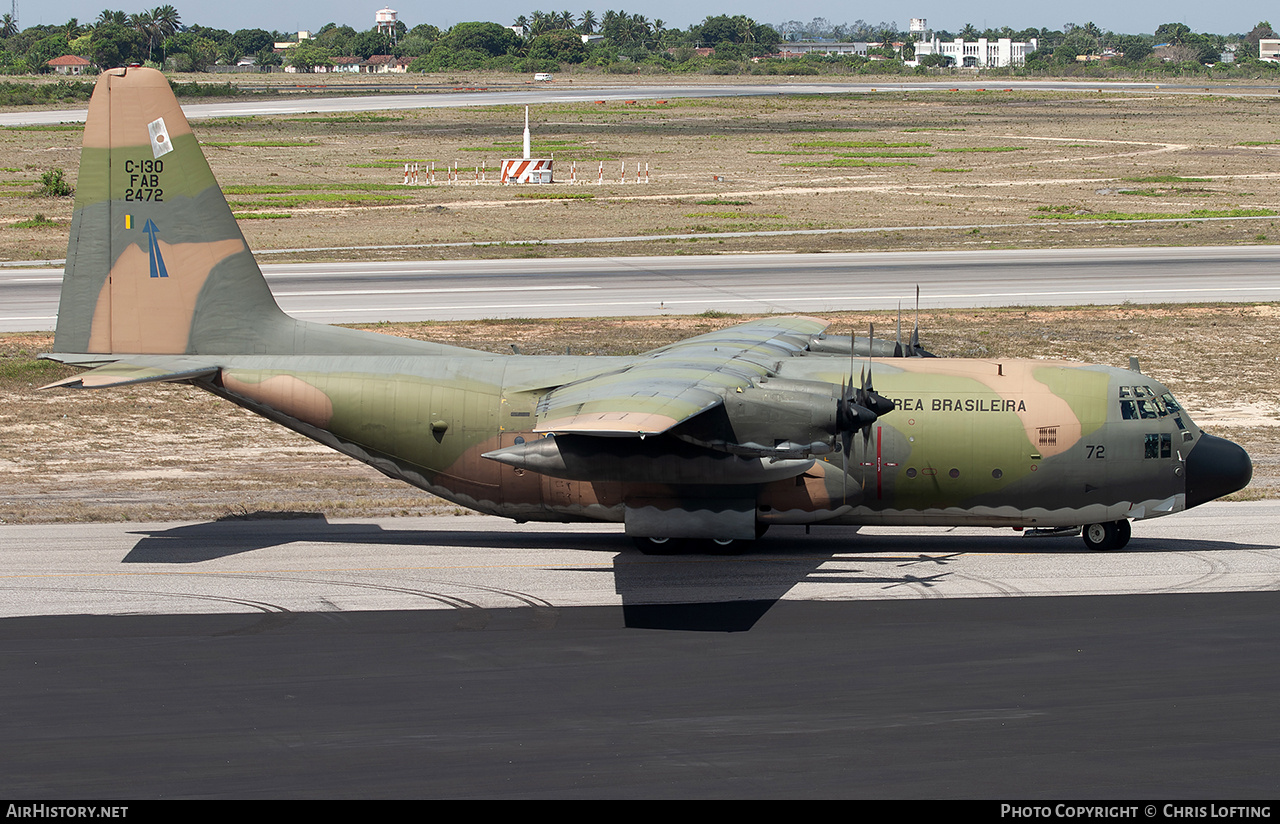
[
  {"left": 39, "top": 357, "right": 220, "bottom": 389},
  {"left": 533, "top": 316, "right": 828, "bottom": 436}
]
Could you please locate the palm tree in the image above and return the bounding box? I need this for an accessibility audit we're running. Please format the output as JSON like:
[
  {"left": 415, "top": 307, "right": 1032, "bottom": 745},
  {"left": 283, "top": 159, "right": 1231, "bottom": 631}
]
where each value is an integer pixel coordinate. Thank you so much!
[
  {"left": 578, "top": 10, "right": 596, "bottom": 34},
  {"left": 129, "top": 11, "right": 158, "bottom": 61},
  {"left": 151, "top": 5, "right": 181, "bottom": 39},
  {"left": 97, "top": 9, "right": 128, "bottom": 27},
  {"left": 530, "top": 10, "right": 553, "bottom": 36},
  {"left": 1, "top": 13, "right": 16, "bottom": 38}
]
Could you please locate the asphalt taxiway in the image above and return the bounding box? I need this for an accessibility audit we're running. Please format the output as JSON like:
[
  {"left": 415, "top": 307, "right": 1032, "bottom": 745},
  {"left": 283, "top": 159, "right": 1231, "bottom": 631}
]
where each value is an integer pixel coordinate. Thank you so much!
[{"left": 1, "top": 498, "right": 1277, "bottom": 797}]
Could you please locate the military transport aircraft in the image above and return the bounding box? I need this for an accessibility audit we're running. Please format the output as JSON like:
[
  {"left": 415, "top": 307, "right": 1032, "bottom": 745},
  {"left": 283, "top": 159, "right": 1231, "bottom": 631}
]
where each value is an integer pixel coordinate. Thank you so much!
[{"left": 42, "top": 67, "right": 1252, "bottom": 552}]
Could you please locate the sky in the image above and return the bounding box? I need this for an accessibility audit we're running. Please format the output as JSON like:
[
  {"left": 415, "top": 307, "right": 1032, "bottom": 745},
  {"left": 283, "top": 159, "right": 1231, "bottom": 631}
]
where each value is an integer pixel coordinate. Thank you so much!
[{"left": 20, "top": 1, "right": 1277, "bottom": 37}]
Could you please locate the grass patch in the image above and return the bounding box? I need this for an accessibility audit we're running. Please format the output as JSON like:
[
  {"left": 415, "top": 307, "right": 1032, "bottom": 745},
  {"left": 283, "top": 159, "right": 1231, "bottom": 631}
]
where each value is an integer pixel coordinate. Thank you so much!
[
  {"left": 513, "top": 192, "right": 595, "bottom": 200},
  {"left": 793, "top": 140, "right": 929, "bottom": 148},
  {"left": 834, "top": 151, "right": 935, "bottom": 158},
  {"left": 290, "top": 115, "right": 405, "bottom": 123},
  {"left": 685, "top": 211, "right": 784, "bottom": 219},
  {"left": 202, "top": 140, "right": 319, "bottom": 148},
  {"left": 9, "top": 213, "right": 56, "bottom": 228},
  {"left": 227, "top": 193, "right": 412, "bottom": 208},
  {"left": 169, "top": 81, "right": 239, "bottom": 99},
  {"left": 0, "top": 80, "right": 93, "bottom": 106},
  {"left": 902, "top": 127, "right": 965, "bottom": 132},
  {"left": 937, "top": 146, "right": 1026, "bottom": 153},
  {"left": 1238, "top": 141, "right": 1280, "bottom": 146},
  {"left": 0, "top": 355, "right": 66, "bottom": 383},
  {"left": 1, "top": 124, "right": 83, "bottom": 132},
  {"left": 347, "top": 159, "right": 438, "bottom": 169},
  {"left": 787, "top": 127, "right": 870, "bottom": 132},
  {"left": 1034, "top": 207, "right": 1278, "bottom": 221},
  {"left": 1121, "top": 175, "right": 1210, "bottom": 183},
  {"left": 934, "top": 167, "right": 971, "bottom": 173},
  {"left": 222, "top": 183, "right": 408, "bottom": 195},
  {"left": 782, "top": 159, "right": 913, "bottom": 168},
  {"left": 1122, "top": 187, "right": 1214, "bottom": 197}
]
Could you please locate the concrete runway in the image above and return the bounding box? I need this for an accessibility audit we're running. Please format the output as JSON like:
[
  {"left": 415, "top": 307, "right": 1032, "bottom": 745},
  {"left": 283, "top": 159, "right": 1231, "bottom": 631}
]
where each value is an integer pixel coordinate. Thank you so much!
[
  {"left": 1, "top": 502, "right": 1278, "bottom": 797},
  {"left": 1, "top": 502, "right": 1276, "bottom": 621},
  {"left": 5, "top": 246, "right": 1280, "bottom": 330},
  {"left": 3, "top": 79, "right": 1279, "bottom": 127}
]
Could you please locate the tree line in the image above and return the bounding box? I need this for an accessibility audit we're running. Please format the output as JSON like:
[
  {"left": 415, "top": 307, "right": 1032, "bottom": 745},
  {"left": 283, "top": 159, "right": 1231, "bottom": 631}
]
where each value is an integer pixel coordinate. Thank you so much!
[{"left": 0, "top": 9, "right": 1274, "bottom": 77}]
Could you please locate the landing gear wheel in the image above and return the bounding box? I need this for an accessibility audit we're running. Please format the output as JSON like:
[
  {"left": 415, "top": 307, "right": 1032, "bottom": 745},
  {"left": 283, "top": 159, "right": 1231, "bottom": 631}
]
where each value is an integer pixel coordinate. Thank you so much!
[
  {"left": 707, "top": 537, "right": 747, "bottom": 556},
  {"left": 1082, "top": 520, "right": 1130, "bottom": 551},
  {"left": 1114, "top": 519, "right": 1131, "bottom": 549},
  {"left": 633, "top": 536, "right": 682, "bottom": 555}
]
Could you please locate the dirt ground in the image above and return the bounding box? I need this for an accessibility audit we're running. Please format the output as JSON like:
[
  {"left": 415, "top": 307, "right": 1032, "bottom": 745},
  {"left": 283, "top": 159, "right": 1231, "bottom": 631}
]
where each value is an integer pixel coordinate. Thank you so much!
[
  {"left": 1, "top": 82, "right": 1278, "bottom": 262},
  {"left": 2, "top": 305, "right": 1276, "bottom": 524}
]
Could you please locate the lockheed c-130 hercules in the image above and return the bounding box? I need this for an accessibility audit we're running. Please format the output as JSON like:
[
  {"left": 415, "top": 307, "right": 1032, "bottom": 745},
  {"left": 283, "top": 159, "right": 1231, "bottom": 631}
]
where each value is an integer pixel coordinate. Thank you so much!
[{"left": 43, "top": 67, "right": 1252, "bottom": 552}]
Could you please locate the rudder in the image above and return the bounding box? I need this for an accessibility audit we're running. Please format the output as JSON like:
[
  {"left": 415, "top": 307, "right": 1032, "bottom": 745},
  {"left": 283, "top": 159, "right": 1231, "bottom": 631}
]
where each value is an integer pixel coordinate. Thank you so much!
[{"left": 54, "top": 66, "right": 290, "bottom": 356}]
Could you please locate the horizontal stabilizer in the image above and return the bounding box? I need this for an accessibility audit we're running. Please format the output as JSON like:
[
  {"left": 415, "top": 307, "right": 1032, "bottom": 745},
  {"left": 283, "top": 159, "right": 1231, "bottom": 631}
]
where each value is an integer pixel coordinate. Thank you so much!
[{"left": 40, "top": 359, "right": 219, "bottom": 389}]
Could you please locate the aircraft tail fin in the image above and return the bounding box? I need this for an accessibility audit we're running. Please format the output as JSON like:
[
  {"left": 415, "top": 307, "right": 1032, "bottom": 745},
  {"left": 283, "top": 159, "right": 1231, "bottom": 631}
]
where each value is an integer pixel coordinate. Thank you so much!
[
  {"left": 55, "top": 67, "right": 297, "bottom": 357},
  {"left": 53, "top": 66, "right": 485, "bottom": 361}
]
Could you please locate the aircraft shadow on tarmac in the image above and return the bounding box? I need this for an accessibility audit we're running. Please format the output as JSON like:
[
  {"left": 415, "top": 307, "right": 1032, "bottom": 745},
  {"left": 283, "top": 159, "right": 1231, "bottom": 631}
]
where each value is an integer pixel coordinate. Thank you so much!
[{"left": 117, "top": 514, "right": 1276, "bottom": 632}]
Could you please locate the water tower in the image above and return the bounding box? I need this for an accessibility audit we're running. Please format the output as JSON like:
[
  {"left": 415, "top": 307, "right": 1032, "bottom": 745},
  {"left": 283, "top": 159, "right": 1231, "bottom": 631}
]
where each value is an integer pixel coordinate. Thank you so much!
[{"left": 376, "top": 7, "right": 398, "bottom": 43}]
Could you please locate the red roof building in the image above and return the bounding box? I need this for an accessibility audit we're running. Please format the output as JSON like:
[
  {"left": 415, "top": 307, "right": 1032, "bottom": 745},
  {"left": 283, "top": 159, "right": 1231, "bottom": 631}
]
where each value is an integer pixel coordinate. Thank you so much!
[{"left": 47, "top": 55, "right": 92, "bottom": 75}]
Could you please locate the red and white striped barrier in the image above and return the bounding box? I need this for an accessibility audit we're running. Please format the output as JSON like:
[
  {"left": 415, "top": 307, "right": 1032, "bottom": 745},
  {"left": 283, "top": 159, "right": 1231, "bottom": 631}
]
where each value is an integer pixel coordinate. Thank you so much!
[{"left": 501, "top": 157, "right": 553, "bottom": 184}]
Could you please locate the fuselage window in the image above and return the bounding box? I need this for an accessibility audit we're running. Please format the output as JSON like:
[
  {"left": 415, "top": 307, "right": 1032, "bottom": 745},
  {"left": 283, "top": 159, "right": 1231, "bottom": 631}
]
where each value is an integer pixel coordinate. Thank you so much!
[
  {"left": 1120, "top": 400, "right": 1138, "bottom": 420},
  {"left": 1144, "top": 433, "right": 1173, "bottom": 459}
]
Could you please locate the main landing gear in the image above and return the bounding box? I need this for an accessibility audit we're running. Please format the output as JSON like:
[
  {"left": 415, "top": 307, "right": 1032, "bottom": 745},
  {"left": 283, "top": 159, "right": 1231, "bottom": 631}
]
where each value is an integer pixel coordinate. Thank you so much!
[
  {"left": 632, "top": 524, "right": 770, "bottom": 555},
  {"left": 1082, "top": 519, "right": 1131, "bottom": 551}
]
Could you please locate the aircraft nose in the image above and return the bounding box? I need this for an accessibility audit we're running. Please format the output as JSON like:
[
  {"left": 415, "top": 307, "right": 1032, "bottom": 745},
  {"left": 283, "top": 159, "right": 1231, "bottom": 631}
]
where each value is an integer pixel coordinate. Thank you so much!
[{"left": 1185, "top": 433, "right": 1252, "bottom": 508}]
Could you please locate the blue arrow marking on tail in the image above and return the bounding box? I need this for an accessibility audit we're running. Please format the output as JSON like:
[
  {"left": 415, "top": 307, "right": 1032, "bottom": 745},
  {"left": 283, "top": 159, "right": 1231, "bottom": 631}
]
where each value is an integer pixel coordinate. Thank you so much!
[{"left": 143, "top": 218, "right": 168, "bottom": 279}]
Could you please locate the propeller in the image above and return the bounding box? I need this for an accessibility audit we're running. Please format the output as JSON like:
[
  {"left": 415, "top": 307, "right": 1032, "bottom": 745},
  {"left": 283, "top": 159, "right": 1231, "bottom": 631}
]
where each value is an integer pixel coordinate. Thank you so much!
[{"left": 837, "top": 323, "right": 896, "bottom": 501}]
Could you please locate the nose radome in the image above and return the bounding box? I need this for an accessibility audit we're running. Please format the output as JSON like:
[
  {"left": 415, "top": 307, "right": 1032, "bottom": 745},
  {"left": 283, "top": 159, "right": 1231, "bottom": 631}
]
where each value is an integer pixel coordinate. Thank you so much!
[{"left": 1185, "top": 433, "right": 1252, "bottom": 509}]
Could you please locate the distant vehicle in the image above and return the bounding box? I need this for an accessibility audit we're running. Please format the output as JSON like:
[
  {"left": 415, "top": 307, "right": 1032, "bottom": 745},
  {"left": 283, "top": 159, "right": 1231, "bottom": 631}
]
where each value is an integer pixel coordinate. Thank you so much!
[{"left": 534, "top": 72, "right": 553, "bottom": 82}]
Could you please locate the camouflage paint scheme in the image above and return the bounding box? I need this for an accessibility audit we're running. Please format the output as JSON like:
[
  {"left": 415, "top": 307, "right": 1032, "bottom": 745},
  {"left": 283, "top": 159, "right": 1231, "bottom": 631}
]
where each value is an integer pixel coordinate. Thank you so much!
[{"left": 44, "top": 68, "right": 1252, "bottom": 549}]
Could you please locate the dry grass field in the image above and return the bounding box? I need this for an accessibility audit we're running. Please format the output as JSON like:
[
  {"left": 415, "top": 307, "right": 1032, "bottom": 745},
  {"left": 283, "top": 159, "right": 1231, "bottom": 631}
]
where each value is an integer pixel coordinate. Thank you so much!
[
  {"left": 1, "top": 82, "right": 1277, "bottom": 262},
  {"left": 0, "top": 79, "right": 1276, "bottom": 523}
]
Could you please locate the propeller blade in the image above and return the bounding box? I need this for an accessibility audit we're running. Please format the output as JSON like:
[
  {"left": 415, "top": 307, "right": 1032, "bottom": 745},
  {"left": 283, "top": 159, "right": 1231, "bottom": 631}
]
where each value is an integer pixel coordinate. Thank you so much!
[{"left": 895, "top": 303, "right": 904, "bottom": 358}]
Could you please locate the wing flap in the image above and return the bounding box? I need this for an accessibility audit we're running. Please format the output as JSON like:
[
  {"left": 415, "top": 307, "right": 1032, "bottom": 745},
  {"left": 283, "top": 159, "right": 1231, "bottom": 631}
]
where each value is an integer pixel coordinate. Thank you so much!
[{"left": 533, "top": 317, "right": 829, "bottom": 436}]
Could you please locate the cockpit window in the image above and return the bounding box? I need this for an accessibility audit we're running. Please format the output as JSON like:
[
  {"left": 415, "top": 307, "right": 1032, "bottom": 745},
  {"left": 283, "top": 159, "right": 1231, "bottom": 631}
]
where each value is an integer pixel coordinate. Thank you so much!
[{"left": 1120, "top": 386, "right": 1181, "bottom": 421}]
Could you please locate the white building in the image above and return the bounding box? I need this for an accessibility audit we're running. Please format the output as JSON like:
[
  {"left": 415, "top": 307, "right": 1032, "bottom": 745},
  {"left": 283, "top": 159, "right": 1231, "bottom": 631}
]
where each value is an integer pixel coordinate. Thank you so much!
[
  {"left": 914, "top": 37, "right": 1038, "bottom": 68},
  {"left": 1260, "top": 39, "right": 1280, "bottom": 63}
]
